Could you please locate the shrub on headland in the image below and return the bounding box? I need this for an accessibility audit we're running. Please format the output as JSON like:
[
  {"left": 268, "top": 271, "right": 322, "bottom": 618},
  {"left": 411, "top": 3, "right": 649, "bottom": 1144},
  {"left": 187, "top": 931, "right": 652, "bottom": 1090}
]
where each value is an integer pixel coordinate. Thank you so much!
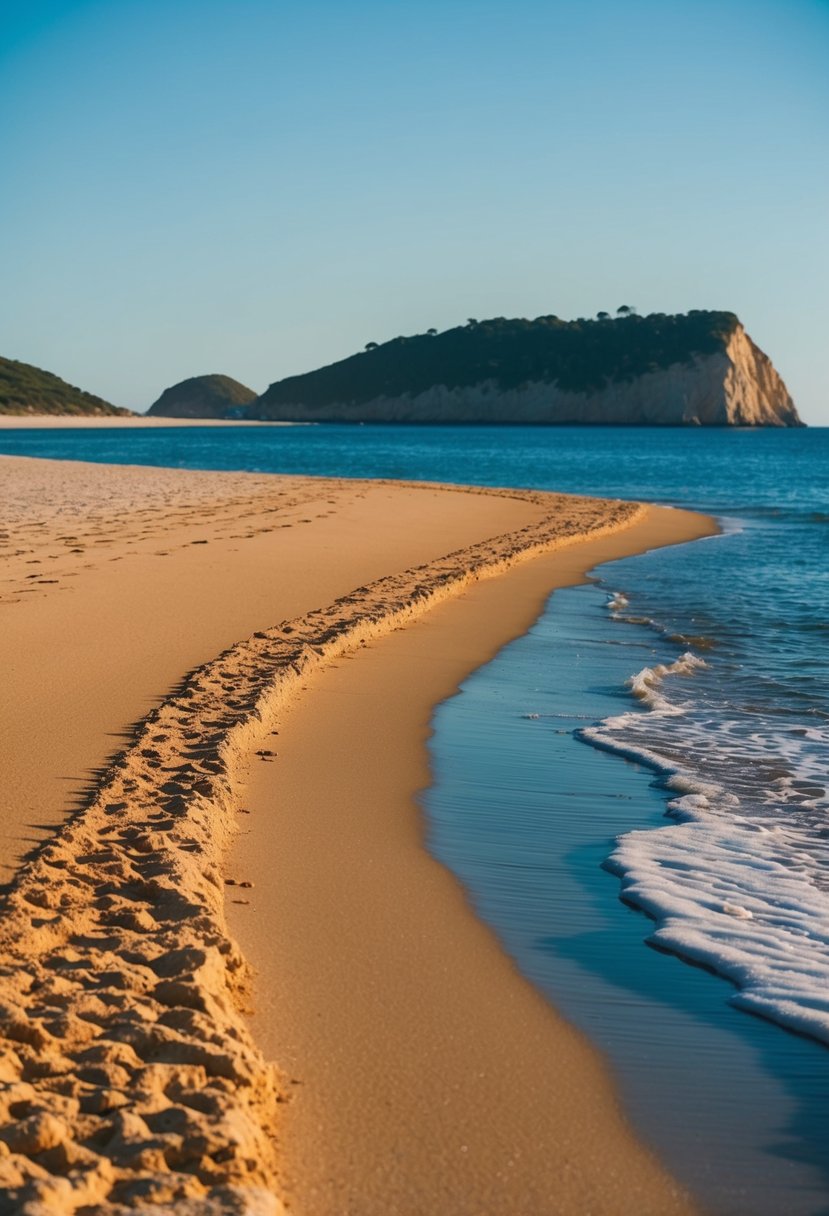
[{"left": 255, "top": 310, "right": 743, "bottom": 411}]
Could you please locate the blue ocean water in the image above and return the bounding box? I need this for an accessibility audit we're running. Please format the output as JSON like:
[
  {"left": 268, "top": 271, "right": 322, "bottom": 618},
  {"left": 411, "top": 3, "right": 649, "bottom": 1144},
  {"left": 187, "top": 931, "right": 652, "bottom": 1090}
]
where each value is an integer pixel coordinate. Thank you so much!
[
  {"left": 4, "top": 425, "right": 826, "bottom": 1027},
  {"left": 3, "top": 423, "right": 827, "bottom": 1209},
  {"left": 425, "top": 581, "right": 829, "bottom": 1215}
]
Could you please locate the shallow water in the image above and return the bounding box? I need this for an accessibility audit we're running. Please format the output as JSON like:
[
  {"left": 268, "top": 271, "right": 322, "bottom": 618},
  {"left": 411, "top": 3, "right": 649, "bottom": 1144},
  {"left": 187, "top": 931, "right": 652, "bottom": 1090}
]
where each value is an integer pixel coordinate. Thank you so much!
[
  {"left": 425, "top": 576, "right": 829, "bottom": 1215},
  {"left": 3, "top": 423, "right": 828, "bottom": 1209}
]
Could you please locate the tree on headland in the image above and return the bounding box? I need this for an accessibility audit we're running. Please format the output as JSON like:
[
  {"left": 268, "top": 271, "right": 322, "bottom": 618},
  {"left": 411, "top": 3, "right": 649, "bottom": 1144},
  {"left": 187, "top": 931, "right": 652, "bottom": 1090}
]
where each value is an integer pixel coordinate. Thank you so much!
[
  {"left": 597, "top": 311, "right": 610, "bottom": 320},
  {"left": 616, "top": 305, "right": 636, "bottom": 316},
  {"left": 467, "top": 318, "right": 479, "bottom": 326},
  {"left": 255, "top": 310, "right": 746, "bottom": 413},
  {"left": 427, "top": 328, "right": 437, "bottom": 336}
]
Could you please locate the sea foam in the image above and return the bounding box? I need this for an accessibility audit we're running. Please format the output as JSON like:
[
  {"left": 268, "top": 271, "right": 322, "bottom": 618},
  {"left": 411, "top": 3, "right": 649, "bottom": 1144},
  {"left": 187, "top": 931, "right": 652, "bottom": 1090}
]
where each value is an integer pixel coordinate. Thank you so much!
[{"left": 580, "top": 591, "right": 829, "bottom": 1046}]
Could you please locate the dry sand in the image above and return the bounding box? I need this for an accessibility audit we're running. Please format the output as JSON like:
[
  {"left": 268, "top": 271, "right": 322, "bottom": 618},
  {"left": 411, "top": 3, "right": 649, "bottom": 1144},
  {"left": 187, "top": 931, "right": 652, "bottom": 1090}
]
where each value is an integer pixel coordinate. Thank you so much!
[
  {"left": 0, "top": 455, "right": 715, "bottom": 1213},
  {"left": 0, "top": 416, "right": 287, "bottom": 428}
]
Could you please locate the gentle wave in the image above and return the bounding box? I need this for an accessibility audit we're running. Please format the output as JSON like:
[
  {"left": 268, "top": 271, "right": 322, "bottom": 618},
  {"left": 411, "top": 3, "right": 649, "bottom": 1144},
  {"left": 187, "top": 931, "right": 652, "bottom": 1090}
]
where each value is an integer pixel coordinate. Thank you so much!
[
  {"left": 606, "top": 814, "right": 829, "bottom": 1045},
  {"left": 577, "top": 588, "right": 829, "bottom": 1046},
  {"left": 581, "top": 714, "right": 829, "bottom": 1043},
  {"left": 627, "top": 651, "right": 707, "bottom": 714}
]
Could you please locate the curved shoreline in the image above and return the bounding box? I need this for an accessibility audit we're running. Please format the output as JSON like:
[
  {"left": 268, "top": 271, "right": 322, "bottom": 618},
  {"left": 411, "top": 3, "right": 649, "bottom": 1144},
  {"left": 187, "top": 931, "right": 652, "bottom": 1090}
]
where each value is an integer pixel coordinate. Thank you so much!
[
  {"left": 227, "top": 504, "right": 717, "bottom": 1214},
  {"left": 0, "top": 463, "right": 703, "bottom": 1213}
]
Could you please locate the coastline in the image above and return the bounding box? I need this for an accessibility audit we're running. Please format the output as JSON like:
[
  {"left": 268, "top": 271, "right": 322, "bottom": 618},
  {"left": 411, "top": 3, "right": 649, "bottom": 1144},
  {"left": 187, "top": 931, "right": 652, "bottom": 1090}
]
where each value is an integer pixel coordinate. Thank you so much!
[
  {"left": 0, "top": 415, "right": 295, "bottom": 428},
  {"left": 227, "top": 504, "right": 715, "bottom": 1215},
  {"left": 0, "top": 455, "right": 715, "bottom": 1212}
]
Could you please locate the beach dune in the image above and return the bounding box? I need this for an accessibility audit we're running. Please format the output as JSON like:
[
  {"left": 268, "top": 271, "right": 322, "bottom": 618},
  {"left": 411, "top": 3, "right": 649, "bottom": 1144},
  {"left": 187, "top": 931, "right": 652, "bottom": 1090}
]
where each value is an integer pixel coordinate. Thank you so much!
[{"left": 0, "top": 456, "right": 713, "bottom": 1213}]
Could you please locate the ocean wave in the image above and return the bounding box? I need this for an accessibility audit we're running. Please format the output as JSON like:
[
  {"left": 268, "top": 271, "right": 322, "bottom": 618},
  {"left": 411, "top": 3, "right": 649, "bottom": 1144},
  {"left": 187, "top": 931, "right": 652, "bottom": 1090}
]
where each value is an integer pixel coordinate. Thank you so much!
[
  {"left": 606, "top": 589, "right": 716, "bottom": 650},
  {"left": 627, "top": 651, "right": 707, "bottom": 714},
  {"left": 667, "top": 632, "right": 716, "bottom": 650},
  {"left": 606, "top": 816, "right": 829, "bottom": 1046},
  {"left": 581, "top": 631, "right": 829, "bottom": 1046}
]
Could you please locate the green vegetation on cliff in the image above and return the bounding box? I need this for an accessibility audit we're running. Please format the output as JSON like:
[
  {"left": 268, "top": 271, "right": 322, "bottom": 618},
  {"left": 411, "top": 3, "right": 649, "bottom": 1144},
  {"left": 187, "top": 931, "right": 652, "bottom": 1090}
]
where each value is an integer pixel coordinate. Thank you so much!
[
  {"left": 0, "top": 357, "right": 129, "bottom": 416},
  {"left": 148, "top": 374, "right": 257, "bottom": 419},
  {"left": 254, "top": 310, "right": 742, "bottom": 414}
]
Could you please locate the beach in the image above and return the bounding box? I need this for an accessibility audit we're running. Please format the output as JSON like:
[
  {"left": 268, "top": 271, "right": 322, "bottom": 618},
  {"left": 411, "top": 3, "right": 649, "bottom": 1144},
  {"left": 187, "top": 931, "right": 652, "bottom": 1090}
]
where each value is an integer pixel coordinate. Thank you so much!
[
  {"left": 0, "top": 454, "right": 714, "bottom": 1214},
  {"left": 0, "top": 416, "right": 284, "bottom": 429}
]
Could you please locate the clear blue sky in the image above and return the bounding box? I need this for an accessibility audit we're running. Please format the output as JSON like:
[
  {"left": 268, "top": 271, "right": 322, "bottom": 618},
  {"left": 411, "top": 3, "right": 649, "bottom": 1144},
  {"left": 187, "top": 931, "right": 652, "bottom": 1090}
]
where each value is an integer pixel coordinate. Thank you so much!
[{"left": 2, "top": 0, "right": 827, "bottom": 421}]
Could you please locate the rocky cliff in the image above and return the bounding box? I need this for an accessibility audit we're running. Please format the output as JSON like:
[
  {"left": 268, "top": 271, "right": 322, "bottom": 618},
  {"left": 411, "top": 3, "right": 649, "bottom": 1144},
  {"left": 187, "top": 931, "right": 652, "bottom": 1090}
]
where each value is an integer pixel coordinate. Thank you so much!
[
  {"left": 148, "top": 374, "right": 257, "bottom": 419},
  {"left": 252, "top": 312, "right": 801, "bottom": 427}
]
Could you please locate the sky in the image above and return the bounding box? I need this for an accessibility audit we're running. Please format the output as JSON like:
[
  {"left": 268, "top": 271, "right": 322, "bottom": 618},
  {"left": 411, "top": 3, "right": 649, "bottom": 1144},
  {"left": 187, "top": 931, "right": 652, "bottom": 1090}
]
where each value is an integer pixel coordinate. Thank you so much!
[{"left": 1, "top": 0, "right": 827, "bottom": 422}]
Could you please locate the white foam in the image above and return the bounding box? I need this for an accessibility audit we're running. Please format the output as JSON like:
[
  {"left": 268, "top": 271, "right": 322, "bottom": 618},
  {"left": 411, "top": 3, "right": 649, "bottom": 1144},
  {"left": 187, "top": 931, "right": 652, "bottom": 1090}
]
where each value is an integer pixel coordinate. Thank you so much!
[
  {"left": 627, "top": 652, "right": 707, "bottom": 714},
  {"left": 606, "top": 815, "right": 829, "bottom": 1044},
  {"left": 584, "top": 641, "right": 829, "bottom": 1045}
]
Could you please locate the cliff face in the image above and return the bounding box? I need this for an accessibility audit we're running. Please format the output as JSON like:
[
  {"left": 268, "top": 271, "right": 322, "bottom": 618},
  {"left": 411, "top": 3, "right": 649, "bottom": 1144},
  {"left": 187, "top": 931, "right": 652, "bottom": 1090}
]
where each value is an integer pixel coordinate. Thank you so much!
[
  {"left": 253, "top": 324, "right": 800, "bottom": 426},
  {"left": 717, "top": 325, "right": 800, "bottom": 426},
  {"left": 148, "top": 374, "right": 257, "bottom": 419}
]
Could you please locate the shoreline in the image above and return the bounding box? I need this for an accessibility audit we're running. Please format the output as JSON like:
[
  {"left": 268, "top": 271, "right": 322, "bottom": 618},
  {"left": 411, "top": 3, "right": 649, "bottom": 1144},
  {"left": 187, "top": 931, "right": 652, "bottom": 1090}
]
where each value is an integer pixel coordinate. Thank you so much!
[
  {"left": 227, "top": 504, "right": 715, "bottom": 1215},
  {"left": 424, "top": 573, "right": 829, "bottom": 1215},
  {"left": 0, "top": 455, "right": 714, "bottom": 1212},
  {"left": 0, "top": 415, "right": 297, "bottom": 428}
]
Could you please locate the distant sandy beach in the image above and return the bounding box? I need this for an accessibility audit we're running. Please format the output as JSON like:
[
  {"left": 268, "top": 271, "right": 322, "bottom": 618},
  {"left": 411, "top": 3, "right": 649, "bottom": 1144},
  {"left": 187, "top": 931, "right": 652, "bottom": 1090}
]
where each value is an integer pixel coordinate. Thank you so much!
[
  {"left": 0, "top": 414, "right": 290, "bottom": 428},
  {"left": 0, "top": 455, "right": 714, "bottom": 1213}
]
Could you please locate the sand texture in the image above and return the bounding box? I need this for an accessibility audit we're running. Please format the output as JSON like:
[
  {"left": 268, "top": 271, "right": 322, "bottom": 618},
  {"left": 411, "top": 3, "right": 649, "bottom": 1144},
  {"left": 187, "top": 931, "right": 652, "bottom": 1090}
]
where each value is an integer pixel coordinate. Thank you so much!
[
  {"left": 0, "top": 416, "right": 287, "bottom": 428},
  {"left": 1, "top": 460, "right": 540, "bottom": 885},
  {"left": 0, "top": 456, "right": 711, "bottom": 1213},
  {"left": 228, "top": 504, "right": 714, "bottom": 1216}
]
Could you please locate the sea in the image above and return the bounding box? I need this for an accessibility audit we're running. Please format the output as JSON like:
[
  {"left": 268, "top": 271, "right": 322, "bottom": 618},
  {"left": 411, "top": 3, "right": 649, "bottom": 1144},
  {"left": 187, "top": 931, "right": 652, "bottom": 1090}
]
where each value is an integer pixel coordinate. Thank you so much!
[{"left": 3, "top": 423, "right": 827, "bottom": 1214}]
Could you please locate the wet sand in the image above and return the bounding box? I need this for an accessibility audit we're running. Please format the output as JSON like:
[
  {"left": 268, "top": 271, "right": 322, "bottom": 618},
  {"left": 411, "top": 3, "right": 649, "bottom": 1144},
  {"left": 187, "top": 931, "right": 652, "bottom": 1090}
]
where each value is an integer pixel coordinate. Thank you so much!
[
  {"left": 0, "top": 455, "right": 714, "bottom": 1212},
  {"left": 227, "top": 507, "right": 714, "bottom": 1216}
]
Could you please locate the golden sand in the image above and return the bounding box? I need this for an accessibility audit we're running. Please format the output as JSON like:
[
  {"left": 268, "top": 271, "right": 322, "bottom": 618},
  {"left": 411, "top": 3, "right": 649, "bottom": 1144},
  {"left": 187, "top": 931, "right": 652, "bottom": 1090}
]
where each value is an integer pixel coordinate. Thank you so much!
[
  {"left": 228, "top": 504, "right": 714, "bottom": 1216},
  {"left": 0, "top": 456, "right": 714, "bottom": 1212}
]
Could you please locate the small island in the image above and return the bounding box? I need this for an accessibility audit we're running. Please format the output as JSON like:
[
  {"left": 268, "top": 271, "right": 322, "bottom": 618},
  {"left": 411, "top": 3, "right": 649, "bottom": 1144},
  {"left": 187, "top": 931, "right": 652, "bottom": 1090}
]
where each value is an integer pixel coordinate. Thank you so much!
[{"left": 252, "top": 309, "right": 801, "bottom": 427}]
